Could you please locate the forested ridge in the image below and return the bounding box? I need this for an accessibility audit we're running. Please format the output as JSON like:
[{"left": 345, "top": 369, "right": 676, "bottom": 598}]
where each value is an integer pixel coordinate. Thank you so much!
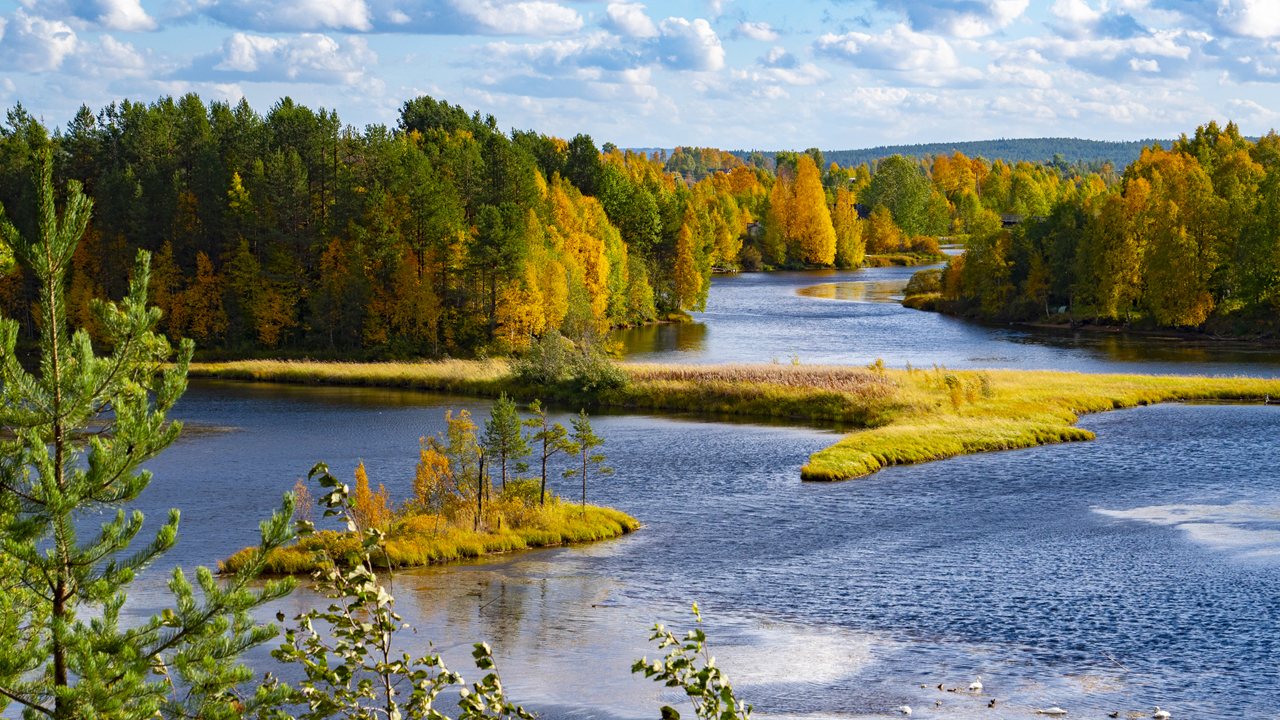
[
  {"left": 930, "top": 121, "right": 1280, "bottom": 332},
  {"left": 781, "top": 137, "right": 1177, "bottom": 172}
]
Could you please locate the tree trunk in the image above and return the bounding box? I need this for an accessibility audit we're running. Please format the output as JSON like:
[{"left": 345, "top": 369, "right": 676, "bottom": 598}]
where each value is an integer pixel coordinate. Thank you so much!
[{"left": 475, "top": 455, "right": 485, "bottom": 532}]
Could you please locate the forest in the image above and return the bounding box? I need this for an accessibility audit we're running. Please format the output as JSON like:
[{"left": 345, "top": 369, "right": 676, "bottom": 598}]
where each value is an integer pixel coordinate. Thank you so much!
[
  {"left": 930, "top": 121, "right": 1280, "bottom": 331},
  {"left": 803, "top": 136, "right": 1177, "bottom": 172},
  {"left": 0, "top": 94, "right": 1256, "bottom": 359}
]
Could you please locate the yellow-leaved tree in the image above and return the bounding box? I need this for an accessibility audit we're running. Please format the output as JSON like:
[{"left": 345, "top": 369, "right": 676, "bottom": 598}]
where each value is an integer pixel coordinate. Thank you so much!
[
  {"left": 786, "top": 154, "right": 836, "bottom": 265},
  {"left": 351, "top": 462, "right": 393, "bottom": 533},
  {"left": 865, "top": 205, "right": 903, "bottom": 254},
  {"left": 674, "top": 204, "right": 702, "bottom": 309},
  {"left": 833, "top": 187, "right": 865, "bottom": 269}
]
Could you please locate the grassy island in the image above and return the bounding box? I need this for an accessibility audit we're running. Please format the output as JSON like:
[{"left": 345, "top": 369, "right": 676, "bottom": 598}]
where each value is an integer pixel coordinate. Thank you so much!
[
  {"left": 192, "top": 359, "right": 1280, "bottom": 485},
  {"left": 221, "top": 501, "right": 638, "bottom": 574}
]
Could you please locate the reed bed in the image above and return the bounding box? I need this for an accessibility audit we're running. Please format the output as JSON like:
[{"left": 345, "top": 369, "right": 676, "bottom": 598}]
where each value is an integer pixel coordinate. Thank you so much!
[
  {"left": 220, "top": 503, "right": 639, "bottom": 574},
  {"left": 622, "top": 363, "right": 896, "bottom": 396}
]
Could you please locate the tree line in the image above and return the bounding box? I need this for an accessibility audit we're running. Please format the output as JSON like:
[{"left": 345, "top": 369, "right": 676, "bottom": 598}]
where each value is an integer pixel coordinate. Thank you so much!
[
  {"left": 0, "top": 92, "right": 1143, "bottom": 358},
  {"left": 936, "top": 121, "right": 1280, "bottom": 329}
]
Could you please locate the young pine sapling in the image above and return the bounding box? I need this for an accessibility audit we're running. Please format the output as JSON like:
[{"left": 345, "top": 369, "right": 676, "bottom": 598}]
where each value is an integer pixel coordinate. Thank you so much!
[{"left": 564, "top": 410, "right": 613, "bottom": 515}]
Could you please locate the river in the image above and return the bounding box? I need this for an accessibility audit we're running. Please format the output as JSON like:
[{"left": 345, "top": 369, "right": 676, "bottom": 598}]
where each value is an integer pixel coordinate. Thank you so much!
[{"left": 123, "top": 266, "right": 1278, "bottom": 719}]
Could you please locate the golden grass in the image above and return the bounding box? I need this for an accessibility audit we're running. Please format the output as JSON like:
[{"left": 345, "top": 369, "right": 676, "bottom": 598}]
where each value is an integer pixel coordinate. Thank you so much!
[
  {"left": 191, "top": 358, "right": 1280, "bottom": 484},
  {"left": 189, "top": 359, "right": 511, "bottom": 394},
  {"left": 801, "top": 368, "right": 1280, "bottom": 481},
  {"left": 220, "top": 502, "right": 639, "bottom": 574}
]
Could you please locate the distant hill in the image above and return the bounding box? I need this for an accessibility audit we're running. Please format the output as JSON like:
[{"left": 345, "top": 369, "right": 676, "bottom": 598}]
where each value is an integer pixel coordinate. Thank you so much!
[{"left": 730, "top": 138, "right": 1180, "bottom": 170}]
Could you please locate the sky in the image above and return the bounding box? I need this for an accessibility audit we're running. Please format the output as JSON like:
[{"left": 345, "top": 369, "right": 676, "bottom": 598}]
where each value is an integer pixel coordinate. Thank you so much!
[{"left": 2, "top": 0, "right": 1280, "bottom": 150}]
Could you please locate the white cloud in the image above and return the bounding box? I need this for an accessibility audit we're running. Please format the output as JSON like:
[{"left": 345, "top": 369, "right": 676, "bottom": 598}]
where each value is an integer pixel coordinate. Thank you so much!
[
  {"left": 192, "top": 32, "right": 377, "bottom": 84},
  {"left": 602, "top": 3, "right": 656, "bottom": 38},
  {"left": 0, "top": 10, "right": 79, "bottom": 72},
  {"left": 733, "top": 21, "right": 778, "bottom": 42},
  {"left": 457, "top": 0, "right": 581, "bottom": 35},
  {"left": 814, "top": 24, "right": 983, "bottom": 85},
  {"left": 876, "top": 0, "right": 1029, "bottom": 38},
  {"left": 18, "top": 0, "right": 157, "bottom": 31},
  {"left": 172, "top": 0, "right": 373, "bottom": 31},
  {"left": 1160, "top": 0, "right": 1280, "bottom": 39},
  {"left": 656, "top": 17, "right": 724, "bottom": 71},
  {"left": 169, "top": 0, "right": 583, "bottom": 35},
  {"left": 1130, "top": 56, "right": 1160, "bottom": 71},
  {"left": 987, "top": 62, "right": 1055, "bottom": 87}
]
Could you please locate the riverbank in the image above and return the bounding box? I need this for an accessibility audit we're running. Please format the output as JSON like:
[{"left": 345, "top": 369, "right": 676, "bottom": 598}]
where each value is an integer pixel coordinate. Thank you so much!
[
  {"left": 901, "top": 292, "right": 1280, "bottom": 345},
  {"left": 190, "top": 359, "right": 1280, "bottom": 483},
  {"left": 220, "top": 502, "right": 639, "bottom": 573}
]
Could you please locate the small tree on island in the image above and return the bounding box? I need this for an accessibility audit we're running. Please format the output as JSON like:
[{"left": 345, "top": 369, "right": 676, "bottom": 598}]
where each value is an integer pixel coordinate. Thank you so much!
[
  {"left": 564, "top": 410, "right": 612, "bottom": 514},
  {"left": 522, "top": 399, "right": 572, "bottom": 506},
  {"left": 0, "top": 151, "right": 296, "bottom": 720},
  {"left": 483, "top": 392, "right": 529, "bottom": 492}
]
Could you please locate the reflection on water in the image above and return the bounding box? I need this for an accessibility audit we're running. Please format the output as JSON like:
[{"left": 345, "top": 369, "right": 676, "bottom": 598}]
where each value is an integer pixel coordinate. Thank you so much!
[
  {"left": 613, "top": 320, "right": 707, "bottom": 359},
  {"left": 796, "top": 278, "right": 909, "bottom": 304},
  {"left": 123, "top": 382, "right": 1280, "bottom": 720},
  {"left": 614, "top": 266, "right": 1280, "bottom": 376}
]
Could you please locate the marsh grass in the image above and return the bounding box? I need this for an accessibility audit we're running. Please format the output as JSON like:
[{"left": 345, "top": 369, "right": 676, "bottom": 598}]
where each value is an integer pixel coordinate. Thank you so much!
[
  {"left": 800, "top": 367, "right": 1280, "bottom": 481},
  {"left": 189, "top": 359, "right": 511, "bottom": 393},
  {"left": 192, "top": 358, "right": 1280, "bottom": 484},
  {"left": 220, "top": 498, "right": 638, "bottom": 574}
]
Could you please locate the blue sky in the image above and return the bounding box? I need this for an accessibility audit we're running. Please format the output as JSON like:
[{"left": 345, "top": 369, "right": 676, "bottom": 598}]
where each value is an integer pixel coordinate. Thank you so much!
[{"left": 2, "top": 0, "right": 1279, "bottom": 149}]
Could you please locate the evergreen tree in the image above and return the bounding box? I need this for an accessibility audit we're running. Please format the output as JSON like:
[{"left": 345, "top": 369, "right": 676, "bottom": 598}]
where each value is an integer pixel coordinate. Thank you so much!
[
  {"left": 564, "top": 410, "right": 612, "bottom": 514},
  {"left": 483, "top": 393, "right": 530, "bottom": 492},
  {"left": 0, "top": 151, "right": 296, "bottom": 720},
  {"left": 522, "top": 399, "right": 570, "bottom": 506}
]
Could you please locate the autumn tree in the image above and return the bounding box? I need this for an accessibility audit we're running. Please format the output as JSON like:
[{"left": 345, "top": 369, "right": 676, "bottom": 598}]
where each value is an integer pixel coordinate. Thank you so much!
[
  {"left": 785, "top": 154, "right": 836, "bottom": 265},
  {"left": 832, "top": 187, "right": 865, "bottom": 268},
  {"left": 351, "top": 462, "right": 393, "bottom": 533}
]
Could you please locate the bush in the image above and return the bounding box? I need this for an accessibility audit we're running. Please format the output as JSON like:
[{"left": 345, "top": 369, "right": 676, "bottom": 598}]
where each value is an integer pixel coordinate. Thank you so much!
[
  {"left": 512, "top": 329, "right": 630, "bottom": 395},
  {"left": 905, "top": 268, "right": 944, "bottom": 296},
  {"left": 738, "top": 245, "right": 763, "bottom": 272},
  {"left": 908, "top": 235, "right": 942, "bottom": 255}
]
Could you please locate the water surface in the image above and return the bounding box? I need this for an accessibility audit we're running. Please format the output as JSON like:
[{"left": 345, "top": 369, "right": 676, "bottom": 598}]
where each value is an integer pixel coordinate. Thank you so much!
[
  {"left": 123, "top": 381, "right": 1280, "bottom": 719},
  {"left": 614, "top": 266, "right": 1280, "bottom": 376}
]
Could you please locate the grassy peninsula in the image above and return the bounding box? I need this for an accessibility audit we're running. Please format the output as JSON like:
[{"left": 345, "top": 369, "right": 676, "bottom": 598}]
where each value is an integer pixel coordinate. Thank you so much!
[{"left": 192, "top": 359, "right": 1280, "bottom": 484}]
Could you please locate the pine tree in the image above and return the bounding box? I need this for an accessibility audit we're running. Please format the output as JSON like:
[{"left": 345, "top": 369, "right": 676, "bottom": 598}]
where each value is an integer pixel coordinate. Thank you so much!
[
  {"left": 522, "top": 399, "right": 570, "bottom": 506},
  {"left": 0, "top": 151, "right": 296, "bottom": 720},
  {"left": 564, "top": 410, "right": 612, "bottom": 515},
  {"left": 483, "top": 393, "right": 530, "bottom": 492}
]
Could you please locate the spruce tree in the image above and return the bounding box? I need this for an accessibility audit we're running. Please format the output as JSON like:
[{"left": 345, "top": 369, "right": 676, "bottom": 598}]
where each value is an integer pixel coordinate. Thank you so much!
[{"left": 0, "top": 151, "right": 296, "bottom": 720}]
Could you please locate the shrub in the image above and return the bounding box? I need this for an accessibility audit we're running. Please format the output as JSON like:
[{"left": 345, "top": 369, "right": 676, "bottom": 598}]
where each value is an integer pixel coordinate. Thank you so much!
[
  {"left": 908, "top": 235, "right": 941, "bottom": 255},
  {"left": 738, "top": 244, "right": 763, "bottom": 271},
  {"left": 512, "top": 329, "right": 630, "bottom": 395},
  {"left": 905, "top": 268, "right": 944, "bottom": 296}
]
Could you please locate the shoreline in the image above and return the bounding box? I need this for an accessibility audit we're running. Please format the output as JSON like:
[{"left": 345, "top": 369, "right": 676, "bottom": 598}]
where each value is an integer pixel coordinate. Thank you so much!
[
  {"left": 190, "top": 359, "right": 1280, "bottom": 486},
  {"left": 220, "top": 503, "right": 641, "bottom": 574},
  {"left": 901, "top": 293, "right": 1280, "bottom": 346}
]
